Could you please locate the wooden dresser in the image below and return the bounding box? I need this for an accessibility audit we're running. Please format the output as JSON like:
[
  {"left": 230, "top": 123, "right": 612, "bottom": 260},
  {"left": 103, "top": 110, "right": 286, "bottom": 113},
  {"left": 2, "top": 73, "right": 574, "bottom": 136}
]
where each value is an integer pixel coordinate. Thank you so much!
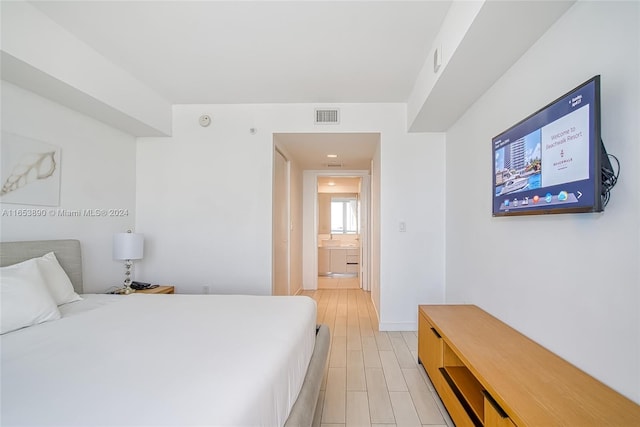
[{"left": 418, "top": 305, "right": 640, "bottom": 426}]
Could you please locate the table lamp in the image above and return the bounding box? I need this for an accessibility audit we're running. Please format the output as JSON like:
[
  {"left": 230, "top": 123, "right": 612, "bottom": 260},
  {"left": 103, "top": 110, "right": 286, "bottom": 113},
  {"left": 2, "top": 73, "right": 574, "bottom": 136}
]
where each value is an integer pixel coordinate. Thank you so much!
[{"left": 113, "top": 230, "right": 144, "bottom": 294}]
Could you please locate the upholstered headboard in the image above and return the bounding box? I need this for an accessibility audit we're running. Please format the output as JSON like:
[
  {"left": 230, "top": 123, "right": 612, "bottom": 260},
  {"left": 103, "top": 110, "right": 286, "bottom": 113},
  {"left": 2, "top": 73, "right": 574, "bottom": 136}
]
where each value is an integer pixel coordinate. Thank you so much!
[{"left": 0, "top": 239, "right": 83, "bottom": 293}]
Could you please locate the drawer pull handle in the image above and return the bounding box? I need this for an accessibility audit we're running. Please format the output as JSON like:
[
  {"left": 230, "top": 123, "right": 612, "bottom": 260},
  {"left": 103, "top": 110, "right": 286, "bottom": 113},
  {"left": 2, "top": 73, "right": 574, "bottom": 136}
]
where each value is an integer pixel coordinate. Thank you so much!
[{"left": 430, "top": 327, "right": 441, "bottom": 338}]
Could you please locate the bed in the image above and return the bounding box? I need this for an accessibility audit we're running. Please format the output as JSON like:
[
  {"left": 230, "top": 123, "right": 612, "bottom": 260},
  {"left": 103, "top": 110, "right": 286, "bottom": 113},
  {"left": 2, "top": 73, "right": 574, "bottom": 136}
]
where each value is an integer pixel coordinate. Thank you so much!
[{"left": 0, "top": 239, "right": 329, "bottom": 426}]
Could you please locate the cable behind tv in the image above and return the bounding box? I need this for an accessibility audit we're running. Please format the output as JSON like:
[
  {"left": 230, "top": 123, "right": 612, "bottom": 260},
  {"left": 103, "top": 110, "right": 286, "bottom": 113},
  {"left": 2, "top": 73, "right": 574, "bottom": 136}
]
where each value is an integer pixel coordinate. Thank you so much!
[{"left": 600, "top": 139, "right": 619, "bottom": 208}]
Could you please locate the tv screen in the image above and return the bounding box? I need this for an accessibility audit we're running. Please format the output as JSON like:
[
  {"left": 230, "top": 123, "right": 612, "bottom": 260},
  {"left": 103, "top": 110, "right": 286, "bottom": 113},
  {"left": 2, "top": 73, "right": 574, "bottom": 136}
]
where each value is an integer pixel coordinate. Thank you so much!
[{"left": 492, "top": 75, "right": 604, "bottom": 216}]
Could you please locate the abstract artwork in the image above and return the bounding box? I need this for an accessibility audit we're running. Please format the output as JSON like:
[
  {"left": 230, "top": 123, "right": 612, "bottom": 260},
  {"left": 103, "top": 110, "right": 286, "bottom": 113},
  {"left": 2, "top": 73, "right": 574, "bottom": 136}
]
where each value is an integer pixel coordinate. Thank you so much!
[{"left": 0, "top": 131, "right": 61, "bottom": 206}]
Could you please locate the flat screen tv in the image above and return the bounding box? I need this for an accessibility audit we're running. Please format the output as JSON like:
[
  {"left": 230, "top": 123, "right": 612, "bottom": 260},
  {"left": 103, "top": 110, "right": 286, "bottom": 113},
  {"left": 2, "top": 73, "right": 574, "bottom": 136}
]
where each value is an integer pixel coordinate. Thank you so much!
[{"left": 492, "top": 75, "right": 614, "bottom": 216}]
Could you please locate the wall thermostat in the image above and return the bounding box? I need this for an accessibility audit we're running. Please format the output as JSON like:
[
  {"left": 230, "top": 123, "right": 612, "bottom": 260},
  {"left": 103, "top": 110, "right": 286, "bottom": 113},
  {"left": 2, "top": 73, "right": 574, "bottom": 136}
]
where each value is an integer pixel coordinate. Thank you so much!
[{"left": 199, "top": 115, "right": 211, "bottom": 127}]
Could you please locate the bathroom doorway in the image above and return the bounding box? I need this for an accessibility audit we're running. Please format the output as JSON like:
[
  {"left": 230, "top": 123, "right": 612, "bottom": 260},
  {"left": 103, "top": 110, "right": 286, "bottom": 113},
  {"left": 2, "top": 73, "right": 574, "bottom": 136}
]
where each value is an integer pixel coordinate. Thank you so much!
[{"left": 317, "top": 176, "right": 363, "bottom": 290}]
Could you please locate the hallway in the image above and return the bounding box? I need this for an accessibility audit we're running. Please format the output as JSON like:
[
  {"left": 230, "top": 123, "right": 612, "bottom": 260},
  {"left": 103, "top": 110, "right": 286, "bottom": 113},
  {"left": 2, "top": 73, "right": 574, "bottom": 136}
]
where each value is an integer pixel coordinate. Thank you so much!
[
  {"left": 318, "top": 274, "right": 360, "bottom": 290},
  {"left": 300, "top": 288, "right": 454, "bottom": 427}
]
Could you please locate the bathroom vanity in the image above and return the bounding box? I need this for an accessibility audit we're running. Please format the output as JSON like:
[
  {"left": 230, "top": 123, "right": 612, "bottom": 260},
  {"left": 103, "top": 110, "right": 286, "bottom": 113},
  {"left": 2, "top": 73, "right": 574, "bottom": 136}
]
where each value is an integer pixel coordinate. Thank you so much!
[{"left": 318, "top": 246, "right": 359, "bottom": 275}]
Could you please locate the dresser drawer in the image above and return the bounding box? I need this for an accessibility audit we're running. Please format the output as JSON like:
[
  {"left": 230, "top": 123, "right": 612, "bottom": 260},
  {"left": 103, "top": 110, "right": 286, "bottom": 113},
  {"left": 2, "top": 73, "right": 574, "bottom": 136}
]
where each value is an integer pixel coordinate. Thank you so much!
[{"left": 484, "top": 393, "right": 515, "bottom": 427}]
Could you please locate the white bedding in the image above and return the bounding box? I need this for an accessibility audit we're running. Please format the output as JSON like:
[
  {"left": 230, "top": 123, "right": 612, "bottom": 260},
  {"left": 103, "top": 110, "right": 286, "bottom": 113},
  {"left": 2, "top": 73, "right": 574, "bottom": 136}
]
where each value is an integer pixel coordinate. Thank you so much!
[{"left": 1, "top": 294, "right": 317, "bottom": 426}]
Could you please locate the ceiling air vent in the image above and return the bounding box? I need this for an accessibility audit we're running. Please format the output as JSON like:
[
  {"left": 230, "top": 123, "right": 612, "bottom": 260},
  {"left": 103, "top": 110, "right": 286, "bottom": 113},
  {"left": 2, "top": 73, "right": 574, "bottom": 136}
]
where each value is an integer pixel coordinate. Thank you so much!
[
  {"left": 326, "top": 163, "right": 343, "bottom": 168},
  {"left": 315, "top": 108, "right": 340, "bottom": 124}
]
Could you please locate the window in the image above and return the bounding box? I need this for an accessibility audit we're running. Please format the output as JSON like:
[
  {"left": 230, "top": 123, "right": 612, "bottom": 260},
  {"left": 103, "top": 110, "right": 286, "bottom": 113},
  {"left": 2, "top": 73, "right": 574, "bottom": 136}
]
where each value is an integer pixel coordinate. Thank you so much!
[{"left": 331, "top": 197, "right": 358, "bottom": 234}]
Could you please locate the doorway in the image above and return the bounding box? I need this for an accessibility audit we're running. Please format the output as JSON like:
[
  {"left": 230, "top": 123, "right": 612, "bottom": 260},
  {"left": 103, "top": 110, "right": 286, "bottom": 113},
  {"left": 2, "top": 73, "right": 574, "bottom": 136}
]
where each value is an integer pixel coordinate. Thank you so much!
[
  {"left": 272, "top": 132, "right": 378, "bottom": 294},
  {"left": 317, "top": 176, "right": 361, "bottom": 289}
]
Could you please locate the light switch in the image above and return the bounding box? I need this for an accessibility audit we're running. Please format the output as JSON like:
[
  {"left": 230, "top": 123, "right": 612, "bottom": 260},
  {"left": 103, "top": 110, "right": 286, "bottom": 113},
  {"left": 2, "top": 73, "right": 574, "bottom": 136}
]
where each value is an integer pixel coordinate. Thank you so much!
[{"left": 399, "top": 221, "right": 406, "bottom": 232}]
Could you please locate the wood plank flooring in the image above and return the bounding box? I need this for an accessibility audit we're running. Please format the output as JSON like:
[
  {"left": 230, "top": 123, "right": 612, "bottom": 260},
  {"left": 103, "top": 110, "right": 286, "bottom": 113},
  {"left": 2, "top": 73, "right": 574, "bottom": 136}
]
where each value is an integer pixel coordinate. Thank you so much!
[
  {"left": 318, "top": 275, "right": 360, "bottom": 289},
  {"left": 300, "top": 288, "right": 455, "bottom": 427}
]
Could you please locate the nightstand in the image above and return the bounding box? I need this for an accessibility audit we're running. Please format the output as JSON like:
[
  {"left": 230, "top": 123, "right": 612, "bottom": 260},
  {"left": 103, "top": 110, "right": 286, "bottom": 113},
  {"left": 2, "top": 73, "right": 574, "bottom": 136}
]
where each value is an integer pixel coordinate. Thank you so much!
[{"left": 135, "top": 285, "right": 175, "bottom": 294}]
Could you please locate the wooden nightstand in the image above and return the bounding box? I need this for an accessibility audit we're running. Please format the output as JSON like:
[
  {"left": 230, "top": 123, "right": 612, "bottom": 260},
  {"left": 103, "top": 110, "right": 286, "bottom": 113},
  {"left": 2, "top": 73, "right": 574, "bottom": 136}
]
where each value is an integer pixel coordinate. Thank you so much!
[{"left": 135, "top": 285, "right": 174, "bottom": 294}]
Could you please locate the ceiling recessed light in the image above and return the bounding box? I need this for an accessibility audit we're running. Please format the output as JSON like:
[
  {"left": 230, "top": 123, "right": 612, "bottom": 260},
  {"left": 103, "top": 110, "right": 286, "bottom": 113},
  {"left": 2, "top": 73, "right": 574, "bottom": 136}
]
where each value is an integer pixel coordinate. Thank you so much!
[
  {"left": 327, "top": 154, "right": 338, "bottom": 158},
  {"left": 328, "top": 182, "right": 336, "bottom": 186}
]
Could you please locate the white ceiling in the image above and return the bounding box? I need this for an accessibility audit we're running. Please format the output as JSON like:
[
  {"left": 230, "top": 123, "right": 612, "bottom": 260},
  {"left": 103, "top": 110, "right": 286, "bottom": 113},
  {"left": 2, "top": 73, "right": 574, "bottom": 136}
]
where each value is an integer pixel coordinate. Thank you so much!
[
  {"left": 274, "top": 133, "right": 378, "bottom": 170},
  {"left": 19, "top": 1, "right": 571, "bottom": 172},
  {"left": 318, "top": 176, "right": 361, "bottom": 193},
  {"left": 30, "top": 0, "right": 452, "bottom": 105},
  {"left": 27, "top": 1, "right": 453, "bottom": 171}
]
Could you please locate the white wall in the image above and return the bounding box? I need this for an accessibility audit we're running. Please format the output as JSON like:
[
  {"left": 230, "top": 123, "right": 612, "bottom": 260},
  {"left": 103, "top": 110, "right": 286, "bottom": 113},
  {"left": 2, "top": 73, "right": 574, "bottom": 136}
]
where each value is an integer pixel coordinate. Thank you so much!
[
  {"left": 0, "top": 81, "right": 137, "bottom": 292},
  {"left": 289, "top": 155, "right": 303, "bottom": 295},
  {"left": 379, "top": 131, "right": 446, "bottom": 330},
  {"left": 136, "top": 105, "right": 273, "bottom": 295},
  {"left": 302, "top": 170, "right": 319, "bottom": 291},
  {"left": 445, "top": 1, "right": 639, "bottom": 402},
  {"left": 371, "top": 144, "right": 382, "bottom": 319},
  {"left": 136, "top": 103, "right": 446, "bottom": 329}
]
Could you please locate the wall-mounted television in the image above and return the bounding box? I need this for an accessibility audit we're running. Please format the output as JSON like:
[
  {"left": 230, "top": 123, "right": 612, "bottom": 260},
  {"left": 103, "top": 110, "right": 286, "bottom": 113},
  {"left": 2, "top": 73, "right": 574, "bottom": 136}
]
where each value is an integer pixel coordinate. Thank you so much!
[{"left": 492, "top": 75, "right": 616, "bottom": 217}]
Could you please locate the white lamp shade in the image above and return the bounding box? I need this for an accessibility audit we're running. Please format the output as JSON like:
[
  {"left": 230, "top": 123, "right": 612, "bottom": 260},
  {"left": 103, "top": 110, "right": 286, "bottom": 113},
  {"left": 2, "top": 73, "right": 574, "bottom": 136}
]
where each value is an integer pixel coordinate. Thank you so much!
[{"left": 113, "top": 232, "right": 144, "bottom": 260}]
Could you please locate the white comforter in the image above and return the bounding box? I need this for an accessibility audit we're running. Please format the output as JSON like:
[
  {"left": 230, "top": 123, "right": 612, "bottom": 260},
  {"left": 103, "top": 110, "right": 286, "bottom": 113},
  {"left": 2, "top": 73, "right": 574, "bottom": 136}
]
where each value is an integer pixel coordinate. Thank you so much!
[{"left": 1, "top": 294, "right": 317, "bottom": 426}]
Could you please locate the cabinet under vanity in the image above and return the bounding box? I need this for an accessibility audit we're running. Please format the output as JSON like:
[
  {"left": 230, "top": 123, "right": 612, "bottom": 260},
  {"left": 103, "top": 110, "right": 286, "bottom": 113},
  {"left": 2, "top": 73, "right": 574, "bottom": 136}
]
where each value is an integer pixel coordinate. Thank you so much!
[{"left": 318, "top": 247, "right": 359, "bottom": 275}]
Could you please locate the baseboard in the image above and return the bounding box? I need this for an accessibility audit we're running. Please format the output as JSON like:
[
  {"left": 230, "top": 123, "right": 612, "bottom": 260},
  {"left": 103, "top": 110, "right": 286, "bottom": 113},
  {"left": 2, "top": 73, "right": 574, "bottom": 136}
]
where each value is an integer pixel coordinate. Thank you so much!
[
  {"left": 370, "top": 296, "right": 380, "bottom": 327},
  {"left": 378, "top": 321, "right": 417, "bottom": 332}
]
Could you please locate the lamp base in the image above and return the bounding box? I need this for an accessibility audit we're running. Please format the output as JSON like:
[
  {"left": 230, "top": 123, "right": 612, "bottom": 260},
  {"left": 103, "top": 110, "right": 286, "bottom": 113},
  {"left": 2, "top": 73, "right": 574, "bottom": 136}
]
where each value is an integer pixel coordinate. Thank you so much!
[{"left": 112, "top": 285, "right": 136, "bottom": 295}]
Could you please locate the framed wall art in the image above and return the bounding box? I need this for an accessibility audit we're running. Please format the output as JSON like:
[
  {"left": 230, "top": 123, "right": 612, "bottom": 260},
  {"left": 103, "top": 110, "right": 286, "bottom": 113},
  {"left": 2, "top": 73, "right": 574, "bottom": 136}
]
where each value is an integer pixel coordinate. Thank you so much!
[{"left": 1, "top": 131, "right": 61, "bottom": 206}]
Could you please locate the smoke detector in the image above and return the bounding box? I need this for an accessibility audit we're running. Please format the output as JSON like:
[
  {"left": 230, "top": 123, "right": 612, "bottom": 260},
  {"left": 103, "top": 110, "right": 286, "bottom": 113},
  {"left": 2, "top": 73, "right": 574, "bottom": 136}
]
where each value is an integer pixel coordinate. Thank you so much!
[{"left": 199, "top": 115, "right": 211, "bottom": 127}]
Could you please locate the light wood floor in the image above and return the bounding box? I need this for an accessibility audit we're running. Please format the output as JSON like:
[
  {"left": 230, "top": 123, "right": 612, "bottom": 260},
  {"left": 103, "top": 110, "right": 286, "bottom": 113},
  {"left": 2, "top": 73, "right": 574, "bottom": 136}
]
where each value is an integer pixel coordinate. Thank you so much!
[
  {"left": 300, "top": 288, "right": 455, "bottom": 427},
  {"left": 318, "top": 275, "right": 360, "bottom": 289}
]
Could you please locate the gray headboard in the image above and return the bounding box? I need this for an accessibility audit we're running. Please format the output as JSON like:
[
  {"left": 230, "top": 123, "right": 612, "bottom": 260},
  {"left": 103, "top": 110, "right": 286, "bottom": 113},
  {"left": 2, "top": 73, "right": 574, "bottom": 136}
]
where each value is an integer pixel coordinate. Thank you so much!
[{"left": 0, "top": 239, "right": 83, "bottom": 293}]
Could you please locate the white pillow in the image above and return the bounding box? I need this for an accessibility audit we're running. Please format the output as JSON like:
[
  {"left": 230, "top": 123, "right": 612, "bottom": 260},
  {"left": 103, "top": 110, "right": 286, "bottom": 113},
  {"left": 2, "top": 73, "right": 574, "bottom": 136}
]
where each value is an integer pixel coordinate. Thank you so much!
[
  {"left": 1, "top": 258, "right": 61, "bottom": 334},
  {"left": 36, "top": 252, "right": 82, "bottom": 306}
]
